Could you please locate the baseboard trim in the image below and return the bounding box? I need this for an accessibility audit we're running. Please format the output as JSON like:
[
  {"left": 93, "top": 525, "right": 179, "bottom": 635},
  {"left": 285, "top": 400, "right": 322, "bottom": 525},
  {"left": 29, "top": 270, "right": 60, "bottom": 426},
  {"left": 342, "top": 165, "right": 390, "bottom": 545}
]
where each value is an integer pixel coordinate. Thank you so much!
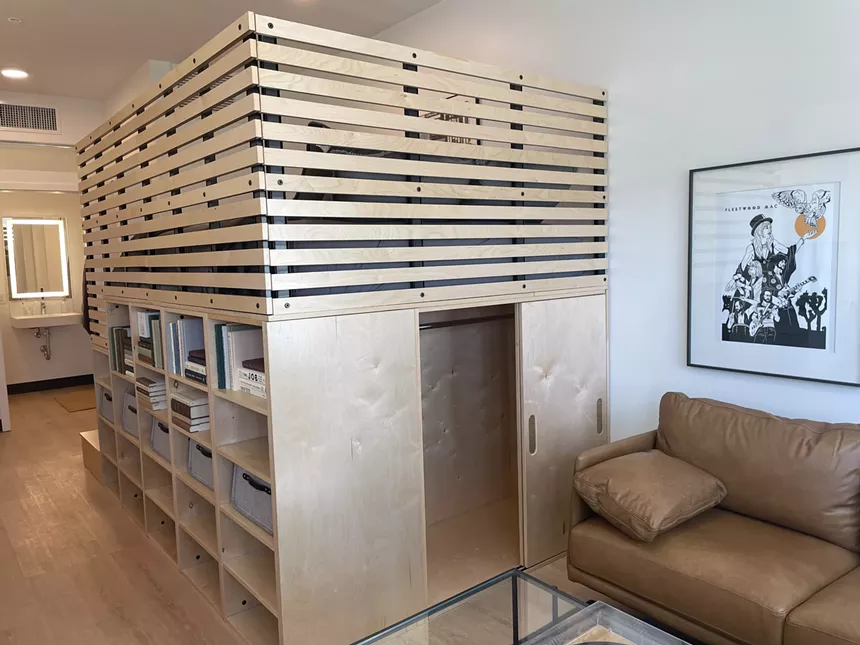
[{"left": 8, "top": 374, "right": 94, "bottom": 395}]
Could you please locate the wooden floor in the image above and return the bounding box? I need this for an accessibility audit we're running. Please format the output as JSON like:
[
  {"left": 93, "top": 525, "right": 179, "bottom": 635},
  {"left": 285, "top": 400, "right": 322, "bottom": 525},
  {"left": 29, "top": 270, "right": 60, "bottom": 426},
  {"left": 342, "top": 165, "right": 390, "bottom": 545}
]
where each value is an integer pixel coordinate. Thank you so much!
[
  {"left": 426, "top": 496, "right": 520, "bottom": 604},
  {"left": 0, "top": 386, "right": 242, "bottom": 645}
]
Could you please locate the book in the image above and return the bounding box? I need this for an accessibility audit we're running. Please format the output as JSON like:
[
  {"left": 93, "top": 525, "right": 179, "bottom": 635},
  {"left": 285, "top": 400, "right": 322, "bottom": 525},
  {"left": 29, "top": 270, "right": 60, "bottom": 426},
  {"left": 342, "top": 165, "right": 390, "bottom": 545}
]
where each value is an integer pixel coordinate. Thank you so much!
[
  {"left": 237, "top": 367, "right": 265, "bottom": 386},
  {"left": 188, "top": 348, "right": 206, "bottom": 363},
  {"left": 187, "top": 354, "right": 206, "bottom": 367},
  {"left": 137, "top": 311, "right": 159, "bottom": 339},
  {"left": 184, "top": 369, "right": 207, "bottom": 385},
  {"left": 238, "top": 379, "right": 267, "bottom": 399},
  {"left": 137, "top": 346, "right": 153, "bottom": 359},
  {"left": 170, "top": 397, "right": 209, "bottom": 419},
  {"left": 185, "top": 360, "right": 206, "bottom": 375},
  {"left": 167, "top": 322, "right": 180, "bottom": 374},
  {"left": 242, "top": 357, "right": 264, "bottom": 372},
  {"left": 172, "top": 416, "right": 210, "bottom": 433},
  {"left": 151, "top": 317, "right": 163, "bottom": 369}
]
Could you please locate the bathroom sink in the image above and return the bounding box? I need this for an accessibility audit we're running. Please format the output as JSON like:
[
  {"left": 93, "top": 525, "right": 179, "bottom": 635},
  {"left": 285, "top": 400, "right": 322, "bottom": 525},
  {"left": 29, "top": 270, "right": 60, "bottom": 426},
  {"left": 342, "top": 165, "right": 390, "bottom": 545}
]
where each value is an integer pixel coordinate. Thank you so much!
[{"left": 11, "top": 312, "right": 82, "bottom": 329}]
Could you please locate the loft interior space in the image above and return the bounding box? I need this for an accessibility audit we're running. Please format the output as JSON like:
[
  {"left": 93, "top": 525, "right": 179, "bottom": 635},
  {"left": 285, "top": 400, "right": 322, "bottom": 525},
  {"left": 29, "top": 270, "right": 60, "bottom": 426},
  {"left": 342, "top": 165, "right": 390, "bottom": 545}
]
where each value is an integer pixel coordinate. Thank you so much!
[{"left": 1, "top": 2, "right": 859, "bottom": 645}]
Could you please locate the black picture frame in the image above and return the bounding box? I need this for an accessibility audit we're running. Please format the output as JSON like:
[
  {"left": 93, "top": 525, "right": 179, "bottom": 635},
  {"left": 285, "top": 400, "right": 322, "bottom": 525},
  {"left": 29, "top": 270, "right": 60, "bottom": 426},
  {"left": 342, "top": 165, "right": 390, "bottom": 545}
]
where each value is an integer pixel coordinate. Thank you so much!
[{"left": 687, "top": 145, "right": 860, "bottom": 387}]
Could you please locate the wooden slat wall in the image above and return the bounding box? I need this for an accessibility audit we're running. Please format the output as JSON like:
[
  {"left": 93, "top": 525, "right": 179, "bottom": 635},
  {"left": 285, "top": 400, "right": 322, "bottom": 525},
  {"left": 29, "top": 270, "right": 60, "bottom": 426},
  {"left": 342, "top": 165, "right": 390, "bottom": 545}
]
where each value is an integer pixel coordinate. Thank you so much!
[{"left": 77, "top": 12, "right": 607, "bottom": 344}]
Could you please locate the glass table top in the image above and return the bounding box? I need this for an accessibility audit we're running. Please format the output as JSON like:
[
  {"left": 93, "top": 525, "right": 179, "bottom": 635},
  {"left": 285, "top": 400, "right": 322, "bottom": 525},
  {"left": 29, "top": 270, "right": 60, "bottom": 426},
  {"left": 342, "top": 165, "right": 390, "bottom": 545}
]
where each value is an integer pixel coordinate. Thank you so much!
[{"left": 352, "top": 568, "right": 689, "bottom": 645}]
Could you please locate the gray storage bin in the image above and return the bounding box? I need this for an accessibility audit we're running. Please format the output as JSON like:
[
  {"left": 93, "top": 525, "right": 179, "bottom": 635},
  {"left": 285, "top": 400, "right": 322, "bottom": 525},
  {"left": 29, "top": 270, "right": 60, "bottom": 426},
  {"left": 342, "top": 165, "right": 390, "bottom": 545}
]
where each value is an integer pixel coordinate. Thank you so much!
[
  {"left": 98, "top": 390, "right": 113, "bottom": 422},
  {"left": 231, "top": 466, "right": 272, "bottom": 534},
  {"left": 121, "top": 392, "right": 139, "bottom": 437},
  {"left": 150, "top": 419, "right": 171, "bottom": 463},
  {"left": 188, "top": 439, "right": 214, "bottom": 490}
]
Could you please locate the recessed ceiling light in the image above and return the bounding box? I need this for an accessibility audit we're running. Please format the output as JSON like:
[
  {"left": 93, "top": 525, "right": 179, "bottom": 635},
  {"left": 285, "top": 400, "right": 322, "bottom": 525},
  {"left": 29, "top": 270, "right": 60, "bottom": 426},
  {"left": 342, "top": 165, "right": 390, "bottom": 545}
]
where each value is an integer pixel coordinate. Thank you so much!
[
  {"left": 8, "top": 17, "right": 22, "bottom": 24},
  {"left": 1, "top": 68, "right": 28, "bottom": 79}
]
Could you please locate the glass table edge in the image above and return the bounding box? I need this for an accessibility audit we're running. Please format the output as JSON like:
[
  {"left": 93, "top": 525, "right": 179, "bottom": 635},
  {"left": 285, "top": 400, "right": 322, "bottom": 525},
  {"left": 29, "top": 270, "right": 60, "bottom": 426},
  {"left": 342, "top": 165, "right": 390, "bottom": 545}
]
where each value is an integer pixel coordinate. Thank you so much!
[{"left": 350, "top": 567, "right": 588, "bottom": 645}]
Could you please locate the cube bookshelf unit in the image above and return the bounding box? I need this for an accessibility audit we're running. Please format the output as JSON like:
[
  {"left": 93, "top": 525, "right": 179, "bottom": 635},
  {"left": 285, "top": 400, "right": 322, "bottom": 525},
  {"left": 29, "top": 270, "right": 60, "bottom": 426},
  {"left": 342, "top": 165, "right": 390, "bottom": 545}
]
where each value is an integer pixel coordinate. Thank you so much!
[{"left": 79, "top": 11, "right": 608, "bottom": 645}]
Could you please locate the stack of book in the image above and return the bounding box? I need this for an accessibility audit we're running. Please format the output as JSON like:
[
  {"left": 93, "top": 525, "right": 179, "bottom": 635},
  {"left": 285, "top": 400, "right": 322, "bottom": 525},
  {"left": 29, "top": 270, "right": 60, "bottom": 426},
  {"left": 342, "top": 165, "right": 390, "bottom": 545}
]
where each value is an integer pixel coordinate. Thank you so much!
[
  {"left": 166, "top": 317, "right": 205, "bottom": 382},
  {"left": 136, "top": 376, "right": 167, "bottom": 411},
  {"left": 110, "top": 326, "right": 133, "bottom": 376},
  {"left": 237, "top": 357, "right": 265, "bottom": 399},
  {"left": 136, "top": 311, "right": 163, "bottom": 369},
  {"left": 170, "top": 391, "right": 210, "bottom": 433},
  {"left": 184, "top": 349, "right": 207, "bottom": 385},
  {"left": 213, "top": 323, "right": 266, "bottom": 398}
]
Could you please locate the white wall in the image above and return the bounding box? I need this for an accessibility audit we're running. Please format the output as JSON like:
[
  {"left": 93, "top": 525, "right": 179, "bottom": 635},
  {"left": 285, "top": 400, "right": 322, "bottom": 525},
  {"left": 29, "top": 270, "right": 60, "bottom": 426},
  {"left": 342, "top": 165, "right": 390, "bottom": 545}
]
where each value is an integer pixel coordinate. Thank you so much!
[
  {"left": 0, "top": 91, "right": 104, "bottom": 146},
  {"left": 0, "top": 144, "right": 91, "bottom": 384},
  {"left": 103, "top": 60, "right": 175, "bottom": 119},
  {"left": 378, "top": 0, "right": 860, "bottom": 438}
]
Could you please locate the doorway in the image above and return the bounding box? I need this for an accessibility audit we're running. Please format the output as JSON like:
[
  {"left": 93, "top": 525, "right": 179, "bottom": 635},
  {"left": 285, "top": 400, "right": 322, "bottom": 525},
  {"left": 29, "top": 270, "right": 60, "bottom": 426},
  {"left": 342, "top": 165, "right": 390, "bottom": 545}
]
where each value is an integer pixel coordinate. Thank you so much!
[{"left": 418, "top": 305, "right": 521, "bottom": 603}]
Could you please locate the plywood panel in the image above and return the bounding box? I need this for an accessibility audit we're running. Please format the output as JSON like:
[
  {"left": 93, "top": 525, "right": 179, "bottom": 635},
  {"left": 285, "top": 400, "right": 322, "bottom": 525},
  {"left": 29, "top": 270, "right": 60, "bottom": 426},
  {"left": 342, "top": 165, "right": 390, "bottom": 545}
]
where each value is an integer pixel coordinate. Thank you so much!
[
  {"left": 420, "top": 310, "right": 517, "bottom": 524},
  {"left": 266, "top": 310, "right": 426, "bottom": 643},
  {"left": 517, "top": 294, "right": 607, "bottom": 566}
]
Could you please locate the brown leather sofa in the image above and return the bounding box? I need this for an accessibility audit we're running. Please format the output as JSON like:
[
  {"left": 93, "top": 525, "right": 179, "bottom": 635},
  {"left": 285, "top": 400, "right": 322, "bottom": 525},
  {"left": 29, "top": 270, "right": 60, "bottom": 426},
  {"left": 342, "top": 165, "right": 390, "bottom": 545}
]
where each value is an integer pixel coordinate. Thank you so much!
[{"left": 567, "top": 392, "right": 860, "bottom": 645}]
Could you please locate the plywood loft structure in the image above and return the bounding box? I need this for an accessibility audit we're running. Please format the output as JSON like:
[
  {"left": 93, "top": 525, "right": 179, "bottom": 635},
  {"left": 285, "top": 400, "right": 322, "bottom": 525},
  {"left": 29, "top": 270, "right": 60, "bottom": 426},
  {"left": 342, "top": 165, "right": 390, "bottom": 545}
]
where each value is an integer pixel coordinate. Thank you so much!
[{"left": 78, "top": 11, "right": 609, "bottom": 645}]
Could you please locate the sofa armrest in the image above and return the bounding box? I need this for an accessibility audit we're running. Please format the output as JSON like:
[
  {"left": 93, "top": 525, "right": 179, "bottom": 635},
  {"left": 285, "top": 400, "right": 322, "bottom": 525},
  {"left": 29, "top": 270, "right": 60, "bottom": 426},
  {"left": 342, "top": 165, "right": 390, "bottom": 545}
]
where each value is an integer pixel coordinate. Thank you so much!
[{"left": 568, "top": 430, "right": 658, "bottom": 529}]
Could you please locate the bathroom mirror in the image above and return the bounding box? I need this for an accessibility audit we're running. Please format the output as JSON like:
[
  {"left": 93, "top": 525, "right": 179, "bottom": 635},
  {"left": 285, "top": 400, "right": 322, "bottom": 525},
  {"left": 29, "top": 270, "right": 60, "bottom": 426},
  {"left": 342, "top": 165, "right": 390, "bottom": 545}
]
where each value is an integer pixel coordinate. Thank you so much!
[{"left": 2, "top": 218, "right": 70, "bottom": 299}]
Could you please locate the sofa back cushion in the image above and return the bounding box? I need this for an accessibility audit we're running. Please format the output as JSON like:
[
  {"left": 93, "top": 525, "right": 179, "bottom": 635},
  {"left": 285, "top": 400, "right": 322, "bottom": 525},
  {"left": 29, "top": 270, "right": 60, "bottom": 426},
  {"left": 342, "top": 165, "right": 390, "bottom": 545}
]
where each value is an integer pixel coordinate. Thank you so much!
[{"left": 656, "top": 392, "right": 860, "bottom": 552}]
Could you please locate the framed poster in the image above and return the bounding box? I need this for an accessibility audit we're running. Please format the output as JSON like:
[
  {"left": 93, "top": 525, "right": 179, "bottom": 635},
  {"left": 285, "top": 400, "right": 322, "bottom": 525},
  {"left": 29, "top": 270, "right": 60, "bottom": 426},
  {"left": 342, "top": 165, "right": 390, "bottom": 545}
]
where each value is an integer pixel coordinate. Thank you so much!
[{"left": 688, "top": 147, "right": 860, "bottom": 386}]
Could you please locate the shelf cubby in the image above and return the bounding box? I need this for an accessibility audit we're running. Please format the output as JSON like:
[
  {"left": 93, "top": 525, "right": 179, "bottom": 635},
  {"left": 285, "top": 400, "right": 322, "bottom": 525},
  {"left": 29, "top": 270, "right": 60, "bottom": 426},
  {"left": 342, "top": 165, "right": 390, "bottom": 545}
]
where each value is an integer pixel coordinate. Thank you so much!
[
  {"left": 212, "top": 395, "right": 270, "bottom": 484},
  {"left": 221, "top": 511, "right": 277, "bottom": 614},
  {"left": 102, "top": 458, "right": 120, "bottom": 498},
  {"left": 140, "top": 409, "right": 172, "bottom": 469},
  {"left": 98, "top": 417, "right": 117, "bottom": 464},
  {"left": 176, "top": 478, "right": 218, "bottom": 559},
  {"left": 212, "top": 388, "right": 267, "bottom": 417},
  {"left": 112, "top": 376, "right": 141, "bottom": 444},
  {"left": 174, "top": 429, "right": 215, "bottom": 505},
  {"left": 116, "top": 434, "right": 142, "bottom": 488},
  {"left": 220, "top": 503, "right": 274, "bottom": 552},
  {"left": 178, "top": 528, "right": 221, "bottom": 608},
  {"left": 223, "top": 571, "right": 279, "bottom": 645},
  {"left": 119, "top": 471, "right": 145, "bottom": 528},
  {"left": 172, "top": 421, "right": 212, "bottom": 450},
  {"left": 94, "top": 375, "right": 112, "bottom": 392},
  {"left": 145, "top": 496, "right": 177, "bottom": 561}
]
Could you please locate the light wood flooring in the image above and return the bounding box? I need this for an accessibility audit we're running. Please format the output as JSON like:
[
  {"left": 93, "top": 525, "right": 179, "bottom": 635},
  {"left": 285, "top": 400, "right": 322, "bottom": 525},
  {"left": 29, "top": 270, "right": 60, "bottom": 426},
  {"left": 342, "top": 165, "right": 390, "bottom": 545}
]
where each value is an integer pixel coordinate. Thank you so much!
[{"left": 0, "top": 386, "right": 242, "bottom": 645}]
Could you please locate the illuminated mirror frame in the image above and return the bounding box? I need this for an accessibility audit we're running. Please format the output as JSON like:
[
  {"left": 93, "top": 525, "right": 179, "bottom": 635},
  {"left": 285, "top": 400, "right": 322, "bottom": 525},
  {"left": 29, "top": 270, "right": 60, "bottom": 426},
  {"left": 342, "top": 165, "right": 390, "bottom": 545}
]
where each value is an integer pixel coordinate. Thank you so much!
[{"left": 2, "top": 217, "right": 71, "bottom": 299}]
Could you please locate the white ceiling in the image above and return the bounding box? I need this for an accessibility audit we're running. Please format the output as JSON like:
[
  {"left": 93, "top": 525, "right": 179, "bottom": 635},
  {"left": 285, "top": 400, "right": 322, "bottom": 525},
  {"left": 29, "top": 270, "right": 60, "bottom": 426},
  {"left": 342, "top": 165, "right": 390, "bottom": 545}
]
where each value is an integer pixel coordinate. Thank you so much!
[{"left": 0, "top": 0, "right": 441, "bottom": 100}]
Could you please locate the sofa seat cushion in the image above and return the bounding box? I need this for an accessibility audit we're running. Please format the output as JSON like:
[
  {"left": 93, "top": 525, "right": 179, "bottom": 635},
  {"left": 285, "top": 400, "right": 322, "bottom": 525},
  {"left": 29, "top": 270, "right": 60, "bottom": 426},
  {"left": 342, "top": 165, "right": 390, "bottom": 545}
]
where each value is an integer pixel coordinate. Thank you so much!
[
  {"left": 785, "top": 568, "right": 860, "bottom": 645},
  {"left": 568, "top": 508, "right": 860, "bottom": 645},
  {"left": 574, "top": 450, "right": 727, "bottom": 542}
]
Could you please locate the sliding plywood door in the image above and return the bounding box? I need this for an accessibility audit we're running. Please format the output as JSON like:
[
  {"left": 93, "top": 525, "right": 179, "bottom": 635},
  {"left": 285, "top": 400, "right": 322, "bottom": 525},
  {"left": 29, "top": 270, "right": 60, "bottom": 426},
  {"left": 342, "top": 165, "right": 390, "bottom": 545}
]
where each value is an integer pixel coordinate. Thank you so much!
[
  {"left": 266, "top": 309, "right": 427, "bottom": 644},
  {"left": 517, "top": 294, "right": 607, "bottom": 566}
]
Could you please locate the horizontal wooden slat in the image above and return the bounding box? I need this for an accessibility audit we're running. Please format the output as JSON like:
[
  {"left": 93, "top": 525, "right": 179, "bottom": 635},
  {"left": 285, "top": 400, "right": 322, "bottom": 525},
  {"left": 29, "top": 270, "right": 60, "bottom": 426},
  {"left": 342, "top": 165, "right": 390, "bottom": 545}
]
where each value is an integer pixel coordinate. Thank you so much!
[
  {"left": 269, "top": 223, "right": 606, "bottom": 241},
  {"left": 266, "top": 174, "right": 605, "bottom": 204},
  {"left": 262, "top": 149, "right": 605, "bottom": 187},
  {"left": 81, "top": 94, "right": 261, "bottom": 192},
  {"left": 270, "top": 241, "right": 606, "bottom": 267},
  {"left": 258, "top": 69, "right": 606, "bottom": 136},
  {"left": 260, "top": 96, "right": 606, "bottom": 154},
  {"left": 103, "top": 285, "right": 270, "bottom": 315},
  {"left": 87, "top": 249, "right": 267, "bottom": 268},
  {"left": 85, "top": 199, "right": 265, "bottom": 243},
  {"left": 267, "top": 201, "right": 604, "bottom": 222},
  {"left": 90, "top": 173, "right": 264, "bottom": 227},
  {"left": 80, "top": 67, "right": 259, "bottom": 179},
  {"left": 77, "top": 12, "right": 255, "bottom": 152},
  {"left": 79, "top": 41, "right": 258, "bottom": 165},
  {"left": 83, "top": 147, "right": 262, "bottom": 217},
  {"left": 257, "top": 16, "right": 606, "bottom": 100},
  {"left": 255, "top": 42, "right": 605, "bottom": 119},
  {"left": 98, "top": 223, "right": 266, "bottom": 254},
  {"left": 272, "top": 275, "right": 608, "bottom": 315},
  {"left": 91, "top": 337, "right": 109, "bottom": 351},
  {"left": 83, "top": 119, "right": 262, "bottom": 203},
  {"left": 104, "top": 271, "right": 270, "bottom": 290},
  {"left": 274, "top": 258, "right": 606, "bottom": 290},
  {"left": 261, "top": 122, "right": 606, "bottom": 170}
]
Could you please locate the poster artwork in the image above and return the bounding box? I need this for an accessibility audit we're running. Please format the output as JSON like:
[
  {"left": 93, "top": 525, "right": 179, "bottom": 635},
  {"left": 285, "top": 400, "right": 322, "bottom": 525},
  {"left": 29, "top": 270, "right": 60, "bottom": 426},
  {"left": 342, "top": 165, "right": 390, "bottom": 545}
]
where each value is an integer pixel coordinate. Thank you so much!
[{"left": 718, "top": 183, "right": 839, "bottom": 350}]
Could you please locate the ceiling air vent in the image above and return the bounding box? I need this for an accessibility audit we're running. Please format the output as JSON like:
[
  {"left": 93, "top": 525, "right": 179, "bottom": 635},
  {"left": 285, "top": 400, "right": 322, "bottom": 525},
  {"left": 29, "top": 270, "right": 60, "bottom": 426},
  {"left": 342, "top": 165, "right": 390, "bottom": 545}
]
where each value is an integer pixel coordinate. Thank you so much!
[{"left": 0, "top": 103, "right": 59, "bottom": 132}]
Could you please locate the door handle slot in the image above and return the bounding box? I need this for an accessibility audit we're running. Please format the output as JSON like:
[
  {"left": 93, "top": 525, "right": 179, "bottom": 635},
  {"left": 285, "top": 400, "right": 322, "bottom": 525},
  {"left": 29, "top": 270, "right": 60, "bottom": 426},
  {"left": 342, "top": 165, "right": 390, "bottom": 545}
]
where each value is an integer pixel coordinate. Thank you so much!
[
  {"left": 528, "top": 415, "right": 536, "bottom": 454},
  {"left": 596, "top": 398, "right": 604, "bottom": 435}
]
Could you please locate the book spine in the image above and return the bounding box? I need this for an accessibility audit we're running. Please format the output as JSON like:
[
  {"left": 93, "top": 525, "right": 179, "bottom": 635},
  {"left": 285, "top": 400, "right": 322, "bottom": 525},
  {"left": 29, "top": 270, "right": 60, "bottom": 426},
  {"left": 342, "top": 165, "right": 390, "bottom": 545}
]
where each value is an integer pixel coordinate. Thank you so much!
[
  {"left": 184, "top": 362, "right": 207, "bottom": 376},
  {"left": 237, "top": 368, "right": 265, "bottom": 386},
  {"left": 238, "top": 379, "right": 267, "bottom": 399},
  {"left": 184, "top": 370, "right": 207, "bottom": 385}
]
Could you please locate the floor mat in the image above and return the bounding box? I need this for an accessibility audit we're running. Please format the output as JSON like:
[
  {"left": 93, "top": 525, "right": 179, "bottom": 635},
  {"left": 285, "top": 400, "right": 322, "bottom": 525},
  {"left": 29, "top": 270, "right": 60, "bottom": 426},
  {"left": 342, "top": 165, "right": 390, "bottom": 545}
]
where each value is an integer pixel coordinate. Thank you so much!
[{"left": 54, "top": 386, "right": 96, "bottom": 412}]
